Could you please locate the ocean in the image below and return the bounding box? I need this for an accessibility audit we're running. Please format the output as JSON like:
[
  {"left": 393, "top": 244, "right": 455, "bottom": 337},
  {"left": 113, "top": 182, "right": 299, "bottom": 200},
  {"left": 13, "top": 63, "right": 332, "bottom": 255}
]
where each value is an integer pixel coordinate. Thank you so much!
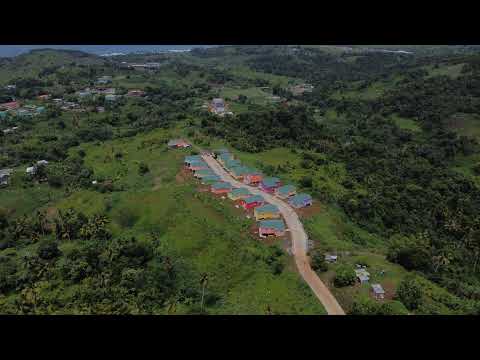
[{"left": 0, "top": 45, "right": 216, "bottom": 58}]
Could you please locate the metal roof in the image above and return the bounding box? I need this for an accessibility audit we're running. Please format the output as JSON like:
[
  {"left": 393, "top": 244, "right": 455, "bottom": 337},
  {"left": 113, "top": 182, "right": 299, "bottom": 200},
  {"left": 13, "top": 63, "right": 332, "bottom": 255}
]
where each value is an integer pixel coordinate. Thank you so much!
[
  {"left": 259, "top": 219, "right": 285, "bottom": 231},
  {"left": 243, "top": 195, "right": 264, "bottom": 204},
  {"left": 255, "top": 204, "right": 280, "bottom": 214},
  {"left": 372, "top": 284, "right": 385, "bottom": 294}
]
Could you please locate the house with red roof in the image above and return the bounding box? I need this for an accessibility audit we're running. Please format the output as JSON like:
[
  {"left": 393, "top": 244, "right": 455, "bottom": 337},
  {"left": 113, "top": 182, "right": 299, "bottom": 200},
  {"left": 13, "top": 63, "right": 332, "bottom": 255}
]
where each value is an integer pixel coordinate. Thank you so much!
[
  {"left": 0, "top": 101, "right": 20, "bottom": 111},
  {"left": 239, "top": 195, "right": 265, "bottom": 210}
]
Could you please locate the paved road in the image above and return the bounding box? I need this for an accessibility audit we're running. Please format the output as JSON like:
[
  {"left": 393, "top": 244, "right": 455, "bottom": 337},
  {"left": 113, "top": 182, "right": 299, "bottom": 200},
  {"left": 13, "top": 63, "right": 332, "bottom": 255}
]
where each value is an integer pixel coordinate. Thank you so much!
[{"left": 202, "top": 154, "right": 345, "bottom": 315}]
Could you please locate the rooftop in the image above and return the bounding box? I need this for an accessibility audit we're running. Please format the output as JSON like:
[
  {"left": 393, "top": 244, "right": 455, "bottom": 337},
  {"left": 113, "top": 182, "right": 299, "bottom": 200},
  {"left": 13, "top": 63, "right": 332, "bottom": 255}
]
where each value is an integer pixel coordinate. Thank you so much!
[
  {"left": 259, "top": 219, "right": 286, "bottom": 231},
  {"left": 212, "top": 181, "right": 232, "bottom": 190},
  {"left": 277, "top": 184, "right": 296, "bottom": 194},
  {"left": 255, "top": 204, "right": 280, "bottom": 214},
  {"left": 244, "top": 195, "right": 264, "bottom": 204},
  {"left": 371, "top": 284, "right": 385, "bottom": 294},
  {"left": 230, "top": 188, "right": 251, "bottom": 196},
  {"left": 261, "top": 177, "right": 280, "bottom": 187}
]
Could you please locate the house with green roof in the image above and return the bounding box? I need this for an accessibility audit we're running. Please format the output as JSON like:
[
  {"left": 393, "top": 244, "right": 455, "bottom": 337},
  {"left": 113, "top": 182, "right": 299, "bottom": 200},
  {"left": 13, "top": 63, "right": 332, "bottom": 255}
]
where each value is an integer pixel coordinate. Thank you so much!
[
  {"left": 201, "top": 175, "right": 221, "bottom": 184},
  {"left": 218, "top": 152, "right": 234, "bottom": 166},
  {"left": 184, "top": 155, "right": 202, "bottom": 165},
  {"left": 254, "top": 204, "right": 281, "bottom": 221},
  {"left": 258, "top": 219, "right": 286, "bottom": 237},
  {"left": 288, "top": 193, "right": 313, "bottom": 208},
  {"left": 229, "top": 166, "right": 250, "bottom": 180},
  {"left": 225, "top": 159, "right": 242, "bottom": 169},
  {"left": 228, "top": 187, "right": 251, "bottom": 201},
  {"left": 211, "top": 181, "right": 232, "bottom": 194},
  {"left": 194, "top": 169, "right": 215, "bottom": 178},
  {"left": 213, "top": 148, "right": 230, "bottom": 156},
  {"left": 187, "top": 160, "right": 209, "bottom": 171},
  {"left": 275, "top": 184, "right": 296, "bottom": 199}
]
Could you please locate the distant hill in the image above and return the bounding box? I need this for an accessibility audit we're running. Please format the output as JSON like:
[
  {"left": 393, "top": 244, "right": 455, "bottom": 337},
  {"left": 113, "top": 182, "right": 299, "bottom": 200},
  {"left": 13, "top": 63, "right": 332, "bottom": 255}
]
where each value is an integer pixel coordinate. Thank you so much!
[{"left": 0, "top": 48, "right": 107, "bottom": 84}]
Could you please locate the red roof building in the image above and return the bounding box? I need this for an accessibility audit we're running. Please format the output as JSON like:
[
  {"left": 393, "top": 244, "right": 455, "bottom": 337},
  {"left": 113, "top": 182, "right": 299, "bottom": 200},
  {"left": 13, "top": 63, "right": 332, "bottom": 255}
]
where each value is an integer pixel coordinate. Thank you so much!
[{"left": 0, "top": 101, "right": 20, "bottom": 111}]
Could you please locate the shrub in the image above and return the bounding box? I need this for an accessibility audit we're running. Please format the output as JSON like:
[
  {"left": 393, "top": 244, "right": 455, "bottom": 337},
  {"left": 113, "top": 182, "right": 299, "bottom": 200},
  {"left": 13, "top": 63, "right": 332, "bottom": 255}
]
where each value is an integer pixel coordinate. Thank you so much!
[
  {"left": 310, "top": 251, "right": 328, "bottom": 273},
  {"left": 396, "top": 276, "right": 423, "bottom": 310},
  {"left": 115, "top": 207, "right": 139, "bottom": 228},
  {"left": 300, "top": 176, "right": 313, "bottom": 188},
  {"left": 138, "top": 162, "right": 150, "bottom": 175},
  {"left": 37, "top": 240, "right": 62, "bottom": 260},
  {"left": 334, "top": 265, "right": 356, "bottom": 287}
]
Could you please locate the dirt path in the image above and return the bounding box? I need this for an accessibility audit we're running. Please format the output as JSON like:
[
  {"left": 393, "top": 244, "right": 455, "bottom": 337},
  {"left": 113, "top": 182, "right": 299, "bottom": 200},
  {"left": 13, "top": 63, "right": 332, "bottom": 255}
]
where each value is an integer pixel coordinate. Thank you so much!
[{"left": 202, "top": 154, "right": 345, "bottom": 315}]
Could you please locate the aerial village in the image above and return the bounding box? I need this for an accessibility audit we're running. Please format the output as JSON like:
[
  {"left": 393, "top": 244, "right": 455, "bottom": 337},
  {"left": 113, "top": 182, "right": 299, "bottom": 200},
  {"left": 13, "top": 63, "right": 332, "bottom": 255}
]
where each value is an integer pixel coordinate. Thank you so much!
[
  {"left": 0, "top": 77, "right": 147, "bottom": 187},
  {"left": 181, "top": 145, "right": 313, "bottom": 243},
  {"left": 172, "top": 141, "right": 387, "bottom": 300}
]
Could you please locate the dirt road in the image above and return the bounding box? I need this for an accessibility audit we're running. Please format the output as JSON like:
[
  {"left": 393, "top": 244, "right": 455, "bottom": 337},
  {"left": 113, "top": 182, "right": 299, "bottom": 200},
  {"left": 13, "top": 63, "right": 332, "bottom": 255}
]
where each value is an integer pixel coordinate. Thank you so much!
[{"left": 202, "top": 154, "right": 345, "bottom": 315}]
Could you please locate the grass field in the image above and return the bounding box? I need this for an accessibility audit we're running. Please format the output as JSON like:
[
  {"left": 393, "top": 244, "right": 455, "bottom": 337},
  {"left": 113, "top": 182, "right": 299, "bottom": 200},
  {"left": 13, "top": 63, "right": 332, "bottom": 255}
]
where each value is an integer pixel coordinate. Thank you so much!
[
  {"left": 424, "top": 63, "right": 466, "bottom": 79},
  {"left": 19, "top": 128, "right": 326, "bottom": 314}
]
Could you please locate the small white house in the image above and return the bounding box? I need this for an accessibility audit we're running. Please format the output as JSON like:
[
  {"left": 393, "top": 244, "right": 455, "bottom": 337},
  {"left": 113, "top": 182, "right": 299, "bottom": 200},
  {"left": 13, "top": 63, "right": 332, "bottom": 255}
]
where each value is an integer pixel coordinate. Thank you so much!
[
  {"left": 37, "top": 160, "right": 49, "bottom": 166},
  {"left": 26, "top": 166, "right": 36, "bottom": 175},
  {"left": 325, "top": 254, "right": 338, "bottom": 263},
  {"left": 355, "top": 268, "right": 370, "bottom": 284},
  {"left": 371, "top": 284, "right": 385, "bottom": 300}
]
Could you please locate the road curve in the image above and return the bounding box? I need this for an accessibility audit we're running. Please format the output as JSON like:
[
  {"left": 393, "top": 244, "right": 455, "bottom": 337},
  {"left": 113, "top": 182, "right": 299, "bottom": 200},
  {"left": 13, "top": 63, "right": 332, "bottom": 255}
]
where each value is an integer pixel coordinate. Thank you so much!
[{"left": 202, "top": 154, "right": 345, "bottom": 315}]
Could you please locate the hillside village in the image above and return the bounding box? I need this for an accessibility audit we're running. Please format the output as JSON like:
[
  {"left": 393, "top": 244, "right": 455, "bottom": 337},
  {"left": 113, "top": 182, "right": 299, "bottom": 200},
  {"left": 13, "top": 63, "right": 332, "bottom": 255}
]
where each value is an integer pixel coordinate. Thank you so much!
[{"left": 1, "top": 45, "right": 480, "bottom": 315}]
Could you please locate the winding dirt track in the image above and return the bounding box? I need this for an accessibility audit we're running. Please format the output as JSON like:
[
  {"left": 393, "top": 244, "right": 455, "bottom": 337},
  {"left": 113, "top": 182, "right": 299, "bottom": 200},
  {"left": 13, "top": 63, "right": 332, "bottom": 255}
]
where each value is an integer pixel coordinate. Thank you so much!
[{"left": 202, "top": 154, "right": 345, "bottom": 315}]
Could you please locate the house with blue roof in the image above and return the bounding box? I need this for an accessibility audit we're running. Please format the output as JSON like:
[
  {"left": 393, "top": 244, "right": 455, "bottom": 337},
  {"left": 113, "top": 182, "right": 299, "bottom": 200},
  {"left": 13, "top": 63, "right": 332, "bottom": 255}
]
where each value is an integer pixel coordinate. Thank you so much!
[
  {"left": 254, "top": 204, "right": 281, "bottom": 221},
  {"left": 288, "top": 193, "right": 313, "bottom": 208},
  {"left": 201, "top": 175, "right": 221, "bottom": 184},
  {"left": 227, "top": 187, "right": 251, "bottom": 201},
  {"left": 194, "top": 169, "right": 215, "bottom": 178},
  {"left": 258, "top": 219, "right": 286, "bottom": 237},
  {"left": 240, "top": 194, "right": 265, "bottom": 210},
  {"left": 211, "top": 181, "right": 232, "bottom": 194},
  {"left": 259, "top": 177, "right": 282, "bottom": 193},
  {"left": 275, "top": 184, "right": 297, "bottom": 199}
]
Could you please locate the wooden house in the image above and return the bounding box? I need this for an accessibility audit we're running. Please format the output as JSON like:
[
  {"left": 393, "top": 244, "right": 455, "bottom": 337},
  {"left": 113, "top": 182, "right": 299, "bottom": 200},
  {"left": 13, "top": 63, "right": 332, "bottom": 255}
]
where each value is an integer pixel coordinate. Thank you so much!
[
  {"left": 254, "top": 204, "right": 281, "bottom": 221},
  {"left": 275, "top": 184, "right": 296, "bottom": 199},
  {"left": 239, "top": 195, "right": 265, "bottom": 210},
  {"left": 258, "top": 219, "right": 286, "bottom": 238},
  {"left": 211, "top": 181, "right": 232, "bottom": 194},
  {"left": 243, "top": 169, "right": 263, "bottom": 186},
  {"left": 288, "top": 193, "right": 313, "bottom": 208},
  {"left": 259, "top": 177, "right": 282, "bottom": 193},
  {"left": 227, "top": 187, "right": 251, "bottom": 201}
]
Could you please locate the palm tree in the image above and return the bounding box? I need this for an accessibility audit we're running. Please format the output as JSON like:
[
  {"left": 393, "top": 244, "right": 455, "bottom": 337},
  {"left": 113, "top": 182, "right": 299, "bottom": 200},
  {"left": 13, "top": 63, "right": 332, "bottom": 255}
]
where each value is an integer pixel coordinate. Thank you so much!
[{"left": 200, "top": 273, "right": 209, "bottom": 313}]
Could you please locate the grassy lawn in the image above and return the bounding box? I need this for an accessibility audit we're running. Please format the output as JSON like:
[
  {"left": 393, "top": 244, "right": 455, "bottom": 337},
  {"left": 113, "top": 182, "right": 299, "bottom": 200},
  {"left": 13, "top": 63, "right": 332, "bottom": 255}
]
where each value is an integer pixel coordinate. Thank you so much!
[
  {"left": 390, "top": 114, "right": 422, "bottom": 132},
  {"left": 425, "top": 63, "right": 465, "bottom": 79}
]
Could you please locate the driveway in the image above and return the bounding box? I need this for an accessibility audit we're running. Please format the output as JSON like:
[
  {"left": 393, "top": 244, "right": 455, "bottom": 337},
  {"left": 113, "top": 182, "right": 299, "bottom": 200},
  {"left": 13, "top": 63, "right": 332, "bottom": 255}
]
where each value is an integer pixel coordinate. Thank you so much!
[{"left": 202, "top": 154, "right": 345, "bottom": 315}]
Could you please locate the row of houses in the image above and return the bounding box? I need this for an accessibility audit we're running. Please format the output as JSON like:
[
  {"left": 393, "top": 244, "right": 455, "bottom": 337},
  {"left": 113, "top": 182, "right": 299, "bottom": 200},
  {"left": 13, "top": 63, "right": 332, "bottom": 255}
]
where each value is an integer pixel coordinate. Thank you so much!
[
  {"left": 214, "top": 149, "right": 313, "bottom": 208},
  {"left": 0, "top": 101, "right": 45, "bottom": 119},
  {"left": 185, "top": 155, "right": 287, "bottom": 238}
]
